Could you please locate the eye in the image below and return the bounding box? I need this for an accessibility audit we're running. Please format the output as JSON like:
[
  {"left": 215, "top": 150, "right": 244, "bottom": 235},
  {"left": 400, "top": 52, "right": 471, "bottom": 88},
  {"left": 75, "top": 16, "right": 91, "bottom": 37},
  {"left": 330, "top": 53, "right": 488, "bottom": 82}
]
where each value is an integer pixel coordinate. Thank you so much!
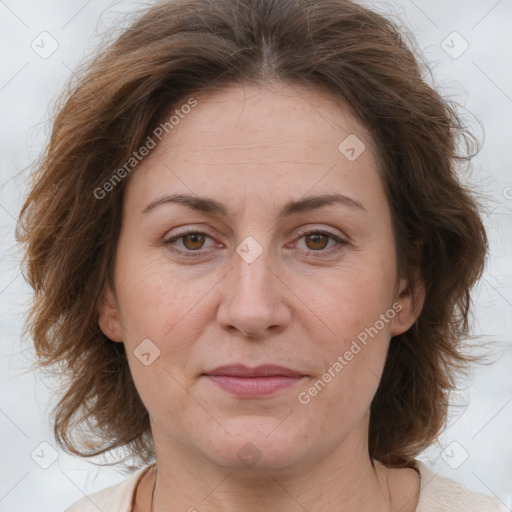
[
  {"left": 293, "top": 227, "right": 348, "bottom": 257},
  {"left": 162, "top": 227, "right": 348, "bottom": 259},
  {"left": 163, "top": 230, "right": 217, "bottom": 258},
  {"left": 177, "top": 233, "right": 207, "bottom": 251}
]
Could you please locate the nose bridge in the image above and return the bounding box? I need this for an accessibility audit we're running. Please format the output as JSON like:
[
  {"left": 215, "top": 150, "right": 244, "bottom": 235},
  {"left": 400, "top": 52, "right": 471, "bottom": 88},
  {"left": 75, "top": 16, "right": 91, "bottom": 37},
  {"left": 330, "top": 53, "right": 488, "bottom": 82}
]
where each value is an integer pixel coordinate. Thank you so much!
[
  {"left": 216, "top": 233, "right": 287, "bottom": 336},
  {"left": 237, "top": 240, "right": 274, "bottom": 303},
  {"left": 231, "top": 235, "right": 275, "bottom": 311}
]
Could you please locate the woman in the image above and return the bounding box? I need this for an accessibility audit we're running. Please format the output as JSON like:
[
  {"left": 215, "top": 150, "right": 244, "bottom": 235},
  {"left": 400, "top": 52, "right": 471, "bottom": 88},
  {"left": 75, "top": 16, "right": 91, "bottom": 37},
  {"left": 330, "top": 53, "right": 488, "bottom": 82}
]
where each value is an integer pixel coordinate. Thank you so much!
[{"left": 16, "top": 0, "right": 506, "bottom": 510}]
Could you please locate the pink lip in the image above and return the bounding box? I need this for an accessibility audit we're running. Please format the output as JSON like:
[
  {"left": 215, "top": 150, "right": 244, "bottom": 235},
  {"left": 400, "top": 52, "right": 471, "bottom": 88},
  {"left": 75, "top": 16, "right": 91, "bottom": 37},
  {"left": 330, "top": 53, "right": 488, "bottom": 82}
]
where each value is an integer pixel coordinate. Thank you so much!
[{"left": 203, "top": 364, "right": 306, "bottom": 397}]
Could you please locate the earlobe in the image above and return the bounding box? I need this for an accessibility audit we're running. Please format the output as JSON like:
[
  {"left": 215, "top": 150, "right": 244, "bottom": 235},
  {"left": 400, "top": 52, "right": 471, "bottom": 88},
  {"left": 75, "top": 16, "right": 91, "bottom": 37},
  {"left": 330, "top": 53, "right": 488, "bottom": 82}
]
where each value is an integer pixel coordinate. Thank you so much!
[
  {"left": 390, "top": 269, "right": 425, "bottom": 337},
  {"left": 96, "top": 284, "right": 123, "bottom": 342}
]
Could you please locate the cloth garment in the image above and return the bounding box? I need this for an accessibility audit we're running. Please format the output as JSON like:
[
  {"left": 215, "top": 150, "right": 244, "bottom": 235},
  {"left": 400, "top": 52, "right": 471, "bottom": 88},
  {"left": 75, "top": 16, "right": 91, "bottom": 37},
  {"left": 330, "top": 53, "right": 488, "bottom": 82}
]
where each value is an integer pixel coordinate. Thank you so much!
[{"left": 63, "top": 459, "right": 507, "bottom": 511}]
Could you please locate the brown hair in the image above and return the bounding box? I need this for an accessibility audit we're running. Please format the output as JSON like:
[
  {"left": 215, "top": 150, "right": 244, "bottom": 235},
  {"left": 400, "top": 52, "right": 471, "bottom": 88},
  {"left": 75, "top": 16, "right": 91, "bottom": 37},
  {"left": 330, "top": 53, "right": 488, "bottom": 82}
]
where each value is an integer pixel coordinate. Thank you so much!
[{"left": 17, "top": 0, "right": 488, "bottom": 469}]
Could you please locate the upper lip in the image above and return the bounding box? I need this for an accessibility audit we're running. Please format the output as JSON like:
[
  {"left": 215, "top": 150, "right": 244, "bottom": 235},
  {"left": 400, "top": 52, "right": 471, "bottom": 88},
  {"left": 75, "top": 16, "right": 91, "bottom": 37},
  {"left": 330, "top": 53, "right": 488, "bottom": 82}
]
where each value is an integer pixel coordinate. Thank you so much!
[{"left": 203, "top": 364, "right": 305, "bottom": 378}]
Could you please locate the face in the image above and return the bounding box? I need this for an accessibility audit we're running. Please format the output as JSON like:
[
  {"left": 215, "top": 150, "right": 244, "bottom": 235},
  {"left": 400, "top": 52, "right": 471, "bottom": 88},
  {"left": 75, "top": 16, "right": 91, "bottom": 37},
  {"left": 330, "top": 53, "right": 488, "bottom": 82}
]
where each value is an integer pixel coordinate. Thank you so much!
[{"left": 98, "top": 81, "right": 423, "bottom": 474}]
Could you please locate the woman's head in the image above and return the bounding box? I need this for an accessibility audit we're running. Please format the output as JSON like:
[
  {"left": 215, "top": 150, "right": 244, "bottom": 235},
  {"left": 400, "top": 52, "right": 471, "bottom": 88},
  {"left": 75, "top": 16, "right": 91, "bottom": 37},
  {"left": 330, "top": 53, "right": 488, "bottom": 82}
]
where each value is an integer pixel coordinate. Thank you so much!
[
  {"left": 95, "top": 80, "right": 426, "bottom": 474},
  {"left": 17, "top": 0, "right": 487, "bottom": 470}
]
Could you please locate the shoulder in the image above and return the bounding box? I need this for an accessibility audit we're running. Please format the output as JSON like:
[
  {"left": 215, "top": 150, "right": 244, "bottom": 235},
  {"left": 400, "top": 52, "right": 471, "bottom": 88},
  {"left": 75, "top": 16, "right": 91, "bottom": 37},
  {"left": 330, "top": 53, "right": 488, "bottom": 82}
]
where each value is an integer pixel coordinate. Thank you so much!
[
  {"left": 62, "top": 464, "right": 154, "bottom": 512},
  {"left": 414, "top": 460, "right": 507, "bottom": 512}
]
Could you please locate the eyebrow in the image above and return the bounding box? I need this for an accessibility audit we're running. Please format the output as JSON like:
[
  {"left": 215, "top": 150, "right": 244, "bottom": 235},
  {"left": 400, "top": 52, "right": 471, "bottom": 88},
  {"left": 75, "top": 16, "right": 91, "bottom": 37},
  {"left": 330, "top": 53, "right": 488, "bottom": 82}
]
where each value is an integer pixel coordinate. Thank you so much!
[{"left": 141, "top": 192, "right": 367, "bottom": 219}]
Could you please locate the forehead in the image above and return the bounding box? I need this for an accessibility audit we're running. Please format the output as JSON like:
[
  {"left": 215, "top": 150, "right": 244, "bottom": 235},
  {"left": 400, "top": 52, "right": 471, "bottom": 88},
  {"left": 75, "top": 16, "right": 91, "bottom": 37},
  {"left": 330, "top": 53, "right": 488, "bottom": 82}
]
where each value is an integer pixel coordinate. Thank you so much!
[
  {"left": 167, "top": 82, "right": 372, "bottom": 160},
  {"left": 126, "top": 81, "right": 383, "bottom": 215}
]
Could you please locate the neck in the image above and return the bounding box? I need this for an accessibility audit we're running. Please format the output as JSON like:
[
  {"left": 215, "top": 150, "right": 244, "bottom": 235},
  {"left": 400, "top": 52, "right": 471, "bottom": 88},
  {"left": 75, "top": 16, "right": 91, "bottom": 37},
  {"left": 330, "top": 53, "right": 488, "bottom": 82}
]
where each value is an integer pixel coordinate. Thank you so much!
[{"left": 149, "top": 434, "right": 395, "bottom": 512}]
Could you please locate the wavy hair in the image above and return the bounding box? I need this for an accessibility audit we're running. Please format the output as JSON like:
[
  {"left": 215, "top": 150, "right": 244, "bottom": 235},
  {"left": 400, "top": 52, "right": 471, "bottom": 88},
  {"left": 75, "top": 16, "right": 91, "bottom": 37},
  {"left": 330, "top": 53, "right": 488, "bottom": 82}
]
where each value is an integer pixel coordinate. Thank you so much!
[{"left": 17, "top": 0, "right": 487, "bottom": 469}]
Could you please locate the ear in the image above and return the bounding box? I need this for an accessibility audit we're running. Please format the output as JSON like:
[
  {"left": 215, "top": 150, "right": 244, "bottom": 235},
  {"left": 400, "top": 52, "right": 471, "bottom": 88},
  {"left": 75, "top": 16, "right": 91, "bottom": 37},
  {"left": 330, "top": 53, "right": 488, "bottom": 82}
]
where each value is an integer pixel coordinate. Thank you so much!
[
  {"left": 389, "top": 267, "right": 425, "bottom": 337},
  {"left": 96, "top": 283, "right": 123, "bottom": 342}
]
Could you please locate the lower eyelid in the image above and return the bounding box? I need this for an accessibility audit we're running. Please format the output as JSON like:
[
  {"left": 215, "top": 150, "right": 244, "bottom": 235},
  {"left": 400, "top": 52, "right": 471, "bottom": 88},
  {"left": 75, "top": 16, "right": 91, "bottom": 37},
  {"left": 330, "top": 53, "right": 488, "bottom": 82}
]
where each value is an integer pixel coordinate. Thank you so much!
[{"left": 294, "top": 238, "right": 347, "bottom": 258}]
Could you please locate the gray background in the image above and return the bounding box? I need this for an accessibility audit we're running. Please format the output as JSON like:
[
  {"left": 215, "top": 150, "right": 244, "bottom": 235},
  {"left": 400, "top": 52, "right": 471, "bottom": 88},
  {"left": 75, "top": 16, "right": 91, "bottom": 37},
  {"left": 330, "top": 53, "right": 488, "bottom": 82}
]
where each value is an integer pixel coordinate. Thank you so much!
[{"left": 1, "top": 0, "right": 511, "bottom": 510}]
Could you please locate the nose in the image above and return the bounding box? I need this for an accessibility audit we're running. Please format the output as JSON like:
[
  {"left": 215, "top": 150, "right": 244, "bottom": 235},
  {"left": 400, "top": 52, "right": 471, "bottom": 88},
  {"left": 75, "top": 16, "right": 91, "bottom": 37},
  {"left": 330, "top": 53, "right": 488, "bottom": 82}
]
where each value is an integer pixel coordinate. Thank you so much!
[{"left": 216, "top": 242, "right": 291, "bottom": 339}]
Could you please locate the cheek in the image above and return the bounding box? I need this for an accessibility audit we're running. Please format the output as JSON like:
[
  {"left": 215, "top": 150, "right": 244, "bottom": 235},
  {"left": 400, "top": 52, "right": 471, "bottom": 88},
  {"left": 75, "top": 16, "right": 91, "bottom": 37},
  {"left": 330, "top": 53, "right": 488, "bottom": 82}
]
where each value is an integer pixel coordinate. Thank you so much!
[
  {"left": 296, "top": 288, "right": 392, "bottom": 434},
  {"left": 114, "top": 245, "right": 209, "bottom": 339},
  {"left": 297, "top": 262, "right": 397, "bottom": 343},
  {"left": 116, "top": 264, "right": 206, "bottom": 420},
  {"left": 292, "top": 254, "right": 395, "bottom": 403}
]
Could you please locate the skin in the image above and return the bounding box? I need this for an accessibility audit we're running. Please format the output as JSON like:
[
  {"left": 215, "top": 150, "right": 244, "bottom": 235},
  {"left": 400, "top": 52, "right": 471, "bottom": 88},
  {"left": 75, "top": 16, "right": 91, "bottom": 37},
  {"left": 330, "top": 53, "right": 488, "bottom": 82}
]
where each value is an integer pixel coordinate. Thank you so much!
[{"left": 97, "top": 81, "right": 425, "bottom": 512}]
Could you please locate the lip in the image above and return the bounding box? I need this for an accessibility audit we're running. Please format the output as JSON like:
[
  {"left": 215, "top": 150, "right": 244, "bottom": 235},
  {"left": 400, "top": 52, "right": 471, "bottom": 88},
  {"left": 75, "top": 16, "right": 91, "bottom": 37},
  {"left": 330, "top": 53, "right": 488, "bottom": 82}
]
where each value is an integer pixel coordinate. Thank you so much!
[
  {"left": 204, "top": 364, "right": 305, "bottom": 378},
  {"left": 202, "top": 364, "right": 307, "bottom": 397}
]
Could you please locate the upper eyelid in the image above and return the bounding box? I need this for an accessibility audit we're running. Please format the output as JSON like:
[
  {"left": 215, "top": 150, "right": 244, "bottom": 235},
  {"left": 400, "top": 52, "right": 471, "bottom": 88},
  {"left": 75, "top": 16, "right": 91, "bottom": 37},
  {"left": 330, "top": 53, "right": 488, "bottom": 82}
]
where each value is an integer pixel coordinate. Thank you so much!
[
  {"left": 166, "top": 226, "right": 344, "bottom": 242},
  {"left": 167, "top": 221, "right": 345, "bottom": 236},
  {"left": 295, "top": 226, "right": 345, "bottom": 238}
]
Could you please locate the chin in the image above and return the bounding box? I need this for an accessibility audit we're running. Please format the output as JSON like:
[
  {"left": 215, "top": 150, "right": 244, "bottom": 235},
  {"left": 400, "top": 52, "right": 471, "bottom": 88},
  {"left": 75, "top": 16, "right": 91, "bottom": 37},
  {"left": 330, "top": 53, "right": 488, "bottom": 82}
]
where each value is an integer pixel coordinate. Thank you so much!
[{"left": 199, "top": 419, "right": 308, "bottom": 472}]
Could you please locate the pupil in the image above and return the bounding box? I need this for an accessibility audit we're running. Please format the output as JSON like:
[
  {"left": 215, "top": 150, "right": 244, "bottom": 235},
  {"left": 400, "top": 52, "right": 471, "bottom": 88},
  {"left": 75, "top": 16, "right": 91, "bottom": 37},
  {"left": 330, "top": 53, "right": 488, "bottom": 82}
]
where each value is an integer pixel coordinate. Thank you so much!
[
  {"left": 185, "top": 234, "right": 204, "bottom": 249},
  {"left": 308, "top": 234, "right": 327, "bottom": 250}
]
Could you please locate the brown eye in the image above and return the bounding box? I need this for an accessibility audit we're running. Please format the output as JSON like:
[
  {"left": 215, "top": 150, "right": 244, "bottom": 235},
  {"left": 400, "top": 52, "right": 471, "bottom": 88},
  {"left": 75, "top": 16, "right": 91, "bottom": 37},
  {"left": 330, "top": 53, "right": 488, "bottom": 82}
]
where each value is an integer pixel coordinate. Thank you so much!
[
  {"left": 304, "top": 233, "right": 330, "bottom": 251},
  {"left": 181, "top": 233, "right": 206, "bottom": 250},
  {"left": 294, "top": 228, "right": 348, "bottom": 257},
  {"left": 163, "top": 231, "right": 216, "bottom": 258}
]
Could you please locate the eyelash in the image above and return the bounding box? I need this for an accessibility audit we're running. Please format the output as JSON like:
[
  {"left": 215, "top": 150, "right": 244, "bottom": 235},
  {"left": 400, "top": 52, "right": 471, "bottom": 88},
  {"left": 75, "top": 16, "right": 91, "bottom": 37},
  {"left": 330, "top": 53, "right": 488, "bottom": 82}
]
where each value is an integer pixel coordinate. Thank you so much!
[{"left": 162, "top": 228, "right": 348, "bottom": 259}]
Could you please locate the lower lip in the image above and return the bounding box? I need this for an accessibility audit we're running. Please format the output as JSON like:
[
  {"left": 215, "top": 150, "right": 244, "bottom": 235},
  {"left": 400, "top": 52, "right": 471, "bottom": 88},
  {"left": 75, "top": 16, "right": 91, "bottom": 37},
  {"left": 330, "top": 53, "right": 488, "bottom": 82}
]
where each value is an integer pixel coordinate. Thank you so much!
[{"left": 205, "top": 375, "right": 305, "bottom": 396}]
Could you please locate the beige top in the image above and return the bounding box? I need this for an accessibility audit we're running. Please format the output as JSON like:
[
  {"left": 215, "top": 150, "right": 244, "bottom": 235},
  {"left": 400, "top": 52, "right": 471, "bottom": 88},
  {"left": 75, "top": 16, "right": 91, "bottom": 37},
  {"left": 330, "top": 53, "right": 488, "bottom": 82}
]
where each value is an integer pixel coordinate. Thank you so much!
[{"left": 63, "top": 460, "right": 507, "bottom": 511}]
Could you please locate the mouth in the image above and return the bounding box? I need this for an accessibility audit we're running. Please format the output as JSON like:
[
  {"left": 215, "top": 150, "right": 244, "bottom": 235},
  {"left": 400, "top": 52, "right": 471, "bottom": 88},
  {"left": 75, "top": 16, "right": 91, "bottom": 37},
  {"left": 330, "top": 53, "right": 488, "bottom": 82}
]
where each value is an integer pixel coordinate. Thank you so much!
[{"left": 202, "top": 364, "right": 307, "bottom": 397}]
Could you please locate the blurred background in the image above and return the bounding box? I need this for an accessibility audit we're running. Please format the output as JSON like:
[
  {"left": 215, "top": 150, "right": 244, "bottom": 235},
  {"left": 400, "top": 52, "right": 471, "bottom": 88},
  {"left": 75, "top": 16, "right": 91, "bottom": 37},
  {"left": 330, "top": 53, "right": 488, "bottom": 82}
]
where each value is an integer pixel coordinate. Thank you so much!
[{"left": 0, "top": 0, "right": 511, "bottom": 510}]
